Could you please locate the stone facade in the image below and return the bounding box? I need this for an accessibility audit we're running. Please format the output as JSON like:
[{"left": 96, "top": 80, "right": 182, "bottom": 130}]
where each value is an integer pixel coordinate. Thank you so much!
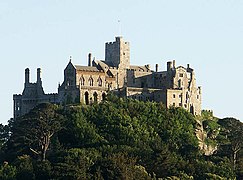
[
  {"left": 13, "top": 36, "right": 202, "bottom": 118},
  {"left": 13, "top": 68, "right": 58, "bottom": 118}
]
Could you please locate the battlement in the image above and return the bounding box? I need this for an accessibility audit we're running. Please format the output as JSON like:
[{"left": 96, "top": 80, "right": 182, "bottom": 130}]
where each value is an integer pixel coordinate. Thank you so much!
[{"left": 13, "top": 36, "right": 201, "bottom": 118}]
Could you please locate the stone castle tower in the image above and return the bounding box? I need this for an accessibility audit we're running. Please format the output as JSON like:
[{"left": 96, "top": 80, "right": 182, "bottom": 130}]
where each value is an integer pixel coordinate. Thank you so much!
[
  {"left": 105, "top": 37, "right": 130, "bottom": 88},
  {"left": 13, "top": 36, "right": 202, "bottom": 118}
]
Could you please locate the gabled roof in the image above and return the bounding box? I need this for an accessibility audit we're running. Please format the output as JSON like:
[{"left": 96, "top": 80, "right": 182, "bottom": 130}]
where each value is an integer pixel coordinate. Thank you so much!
[
  {"left": 107, "top": 69, "right": 118, "bottom": 77},
  {"left": 176, "top": 66, "right": 187, "bottom": 71},
  {"left": 74, "top": 65, "right": 101, "bottom": 72}
]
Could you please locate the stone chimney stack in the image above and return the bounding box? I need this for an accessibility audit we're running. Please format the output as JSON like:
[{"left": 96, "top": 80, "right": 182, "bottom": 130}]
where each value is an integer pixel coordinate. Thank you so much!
[
  {"left": 88, "top": 53, "right": 92, "bottom": 66},
  {"left": 25, "top": 68, "right": 30, "bottom": 85},
  {"left": 155, "top": 64, "right": 158, "bottom": 72},
  {"left": 172, "top": 60, "right": 176, "bottom": 68},
  {"left": 187, "top": 64, "right": 190, "bottom": 69},
  {"left": 37, "top": 68, "right": 42, "bottom": 85},
  {"left": 167, "top": 61, "right": 172, "bottom": 71}
]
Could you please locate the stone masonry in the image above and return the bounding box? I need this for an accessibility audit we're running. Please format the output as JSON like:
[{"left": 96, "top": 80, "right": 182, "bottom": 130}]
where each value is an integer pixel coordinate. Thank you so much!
[{"left": 13, "top": 36, "right": 202, "bottom": 118}]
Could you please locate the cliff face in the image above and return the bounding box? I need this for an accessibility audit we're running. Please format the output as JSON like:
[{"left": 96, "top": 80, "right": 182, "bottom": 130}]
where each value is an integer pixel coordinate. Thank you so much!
[{"left": 195, "top": 113, "right": 219, "bottom": 155}]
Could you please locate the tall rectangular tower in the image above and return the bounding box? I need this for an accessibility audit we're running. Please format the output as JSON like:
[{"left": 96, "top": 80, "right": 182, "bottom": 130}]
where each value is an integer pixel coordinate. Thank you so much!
[{"left": 105, "top": 36, "right": 130, "bottom": 69}]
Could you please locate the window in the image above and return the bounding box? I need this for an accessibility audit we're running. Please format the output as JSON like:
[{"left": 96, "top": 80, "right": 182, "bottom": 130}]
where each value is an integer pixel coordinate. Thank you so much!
[
  {"left": 179, "top": 73, "right": 183, "bottom": 77},
  {"left": 102, "top": 93, "right": 106, "bottom": 101},
  {"left": 173, "top": 103, "right": 176, "bottom": 106},
  {"left": 179, "top": 103, "right": 182, "bottom": 106},
  {"left": 85, "top": 92, "right": 89, "bottom": 105},
  {"left": 80, "top": 76, "right": 85, "bottom": 86},
  {"left": 173, "top": 94, "right": 176, "bottom": 98},
  {"left": 88, "top": 77, "right": 93, "bottom": 86},
  {"left": 93, "top": 92, "right": 98, "bottom": 103},
  {"left": 98, "top": 77, "right": 102, "bottom": 87},
  {"left": 178, "top": 79, "right": 181, "bottom": 88}
]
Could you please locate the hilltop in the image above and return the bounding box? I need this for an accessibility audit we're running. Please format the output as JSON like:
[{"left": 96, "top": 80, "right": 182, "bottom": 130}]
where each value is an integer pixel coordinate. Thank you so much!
[{"left": 0, "top": 95, "right": 242, "bottom": 179}]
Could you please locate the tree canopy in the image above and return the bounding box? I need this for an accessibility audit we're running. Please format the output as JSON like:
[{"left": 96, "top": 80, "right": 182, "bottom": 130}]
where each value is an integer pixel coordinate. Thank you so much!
[{"left": 0, "top": 95, "right": 242, "bottom": 179}]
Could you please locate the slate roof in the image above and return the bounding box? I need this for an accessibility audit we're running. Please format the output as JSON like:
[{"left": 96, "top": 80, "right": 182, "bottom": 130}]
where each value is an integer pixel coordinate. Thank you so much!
[{"left": 74, "top": 65, "right": 100, "bottom": 72}]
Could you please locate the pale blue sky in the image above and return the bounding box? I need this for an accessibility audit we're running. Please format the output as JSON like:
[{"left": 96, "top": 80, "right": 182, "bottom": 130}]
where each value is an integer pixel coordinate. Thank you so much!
[{"left": 1, "top": 1, "right": 243, "bottom": 124}]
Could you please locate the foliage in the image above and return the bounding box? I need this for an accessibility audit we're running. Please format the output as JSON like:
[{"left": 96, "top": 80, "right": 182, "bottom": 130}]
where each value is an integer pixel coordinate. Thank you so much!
[
  {"left": 1, "top": 95, "right": 242, "bottom": 179},
  {"left": 0, "top": 162, "right": 16, "bottom": 180},
  {"left": 6, "top": 103, "right": 63, "bottom": 161},
  {"left": 217, "top": 117, "right": 243, "bottom": 176}
]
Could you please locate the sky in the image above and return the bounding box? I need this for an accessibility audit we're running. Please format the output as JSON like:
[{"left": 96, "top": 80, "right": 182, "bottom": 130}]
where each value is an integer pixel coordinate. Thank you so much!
[{"left": 0, "top": 1, "right": 243, "bottom": 124}]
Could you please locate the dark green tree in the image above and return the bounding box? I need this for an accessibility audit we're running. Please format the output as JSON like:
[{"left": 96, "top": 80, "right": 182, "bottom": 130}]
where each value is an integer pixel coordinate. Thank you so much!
[
  {"left": 218, "top": 118, "right": 243, "bottom": 170},
  {"left": 7, "top": 103, "right": 63, "bottom": 161}
]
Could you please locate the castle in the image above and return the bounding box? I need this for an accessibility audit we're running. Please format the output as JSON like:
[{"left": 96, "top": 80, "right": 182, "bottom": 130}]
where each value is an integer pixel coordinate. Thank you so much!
[{"left": 13, "top": 36, "right": 202, "bottom": 118}]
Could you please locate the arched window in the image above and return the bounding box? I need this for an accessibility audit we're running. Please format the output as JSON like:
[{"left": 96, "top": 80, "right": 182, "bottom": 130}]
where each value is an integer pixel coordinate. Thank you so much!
[
  {"left": 102, "top": 93, "right": 106, "bottom": 101},
  {"left": 88, "top": 77, "right": 93, "bottom": 86},
  {"left": 93, "top": 92, "right": 98, "bottom": 103},
  {"left": 98, "top": 77, "right": 102, "bottom": 87},
  {"left": 80, "top": 76, "right": 85, "bottom": 86},
  {"left": 85, "top": 92, "right": 89, "bottom": 105}
]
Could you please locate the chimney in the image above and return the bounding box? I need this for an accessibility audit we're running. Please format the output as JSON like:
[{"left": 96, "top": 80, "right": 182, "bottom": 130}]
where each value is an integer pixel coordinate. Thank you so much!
[
  {"left": 167, "top": 61, "right": 172, "bottom": 71},
  {"left": 155, "top": 64, "right": 158, "bottom": 72},
  {"left": 172, "top": 60, "right": 176, "bottom": 68},
  {"left": 187, "top": 64, "right": 190, "bottom": 69},
  {"left": 88, "top": 53, "right": 92, "bottom": 66},
  {"left": 37, "top": 68, "right": 42, "bottom": 85},
  {"left": 25, "top": 68, "right": 30, "bottom": 84}
]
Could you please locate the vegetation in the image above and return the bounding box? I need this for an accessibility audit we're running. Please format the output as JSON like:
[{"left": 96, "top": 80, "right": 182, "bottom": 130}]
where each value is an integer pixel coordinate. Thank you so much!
[{"left": 0, "top": 94, "right": 242, "bottom": 179}]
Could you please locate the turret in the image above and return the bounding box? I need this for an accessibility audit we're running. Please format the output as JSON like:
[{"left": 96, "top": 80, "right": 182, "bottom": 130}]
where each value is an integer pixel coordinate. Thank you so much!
[{"left": 25, "top": 68, "right": 30, "bottom": 85}]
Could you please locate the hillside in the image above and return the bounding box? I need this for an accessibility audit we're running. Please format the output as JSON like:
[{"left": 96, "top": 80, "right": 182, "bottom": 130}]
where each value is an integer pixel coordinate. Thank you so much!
[{"left": 0, "top": 95, "right": 242, "bottom": 179}]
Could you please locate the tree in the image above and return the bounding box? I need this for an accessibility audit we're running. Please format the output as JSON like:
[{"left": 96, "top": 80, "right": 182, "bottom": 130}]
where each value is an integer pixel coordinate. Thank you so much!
[
  {"left": 218, "top": 118, "right": 243, "bottom": 170},
  {"left": 7, "top": 103, "right": 63, "bottom": 161}
]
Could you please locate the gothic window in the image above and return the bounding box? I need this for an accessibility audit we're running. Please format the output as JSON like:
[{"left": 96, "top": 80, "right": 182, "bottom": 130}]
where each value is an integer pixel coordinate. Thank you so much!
[
  {"left": 108, "top": 83, "right": 112, "bottom": 90},
  {"left": 85, "top": 92, "right": 89, "bottom": 105},
  {"left": 102, "top": 93, "right": 106, "bottom": 101},
  {"left": 98, "top": 77, "right": 102, "bottom": 87},
  {"left": 93, "top": 92, "right": 98, "bottom": 103},
  {"left": 173, "top": 94, "right": 175, "bottom": 98},
  {"left": 88, "top": 77, "right": 93, "bottom": 86},
  {"left": 80, "top": 76, "right": 85, "bottom": 86}
]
